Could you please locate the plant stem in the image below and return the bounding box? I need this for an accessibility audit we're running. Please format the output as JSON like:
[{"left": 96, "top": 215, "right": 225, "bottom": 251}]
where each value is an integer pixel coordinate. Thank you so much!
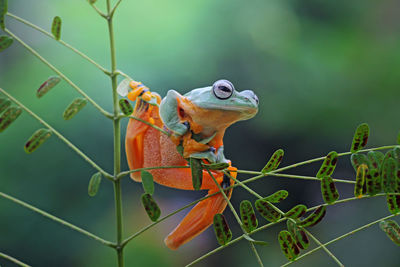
[
  {"left": 117, "top": 165, "right": 188, "bottom": 180},
  {"left": 303, "top": 228, "right": 344, "bottom": 267},
  {"left": 0, "top": 251, "right": 31, "bottom": 267},
  {"left": 6, "top": 13, "right": 110, "bottom": 75},
  {"left": 0, "top": 88, "right": 113, "bottom": 180},
  {"left": 281, "top": 213, "right": 399, "bottom": 267},
  {"left": 4, "top": 29, "right": 112, "bottom": 118},
  {"left": 126, "top": 115, "right": 171, "bottom": 136},
  {"left": 0, "top": 191, "right": 115, "bottom": 248},
  {"left": 105, "top": 0, "right": 124, "bottom": 265}
]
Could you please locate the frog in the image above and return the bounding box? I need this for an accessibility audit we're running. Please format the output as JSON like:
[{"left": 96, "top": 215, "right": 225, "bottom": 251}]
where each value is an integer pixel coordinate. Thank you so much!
[{"left": 124, "top": 79, "right": 258, "bottom": 249}]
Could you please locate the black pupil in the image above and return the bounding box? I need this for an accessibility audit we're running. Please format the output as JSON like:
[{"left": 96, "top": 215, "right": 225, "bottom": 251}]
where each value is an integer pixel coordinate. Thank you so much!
[{"left": 218, "top": 85, "right": 231, "bottom": 92}]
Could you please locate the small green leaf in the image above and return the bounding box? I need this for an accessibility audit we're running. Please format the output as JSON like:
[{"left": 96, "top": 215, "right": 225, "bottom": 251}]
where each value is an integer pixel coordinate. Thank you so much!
[
  {"left": 36, "top": 76, "right": 61, "bottom": 98},
  {"left": 264, "top": 190, "right": 288, "bottom": 203},
  {"left": 354, "top": 164, "right": 367, "bottom": 198},
  {"left": 381, "top": 158, "right": 398, "bottom": 193},
  {"left": 141, "top": 193, "right": 161, "bottom": 221},
  {"left": 190, "top": 157, "right": 203, "bottom": 190},
  {"left": 287, "top": 220, "right": 309, "bottom": 250},
  {"left": 51, "top": 16, "right": 62, "bottom": 40},
  {"left": 278, "top": 230, "right": 300, "bottom": 261},
  {"left": 88, "top": 172, "right": 102, "bottom": 197},
  {"left": 242, "top": 234, "right": 268, "bottom": 246},
  {"left": 367, "top": 151, "right": 384, "bottom": 170},
  {"left": 320, "top": 176, "right": 339, "bottom": 204},
  {"left": 213, "top": 213, "right": 232, "bottom": 246},
  {"left": 117, "top": 78, "right": 132, "bottom": 97},
  {"left": 366, "top": 169, "right": 381, "bottom": 196},
  {"left": 386, "top": 194, "right": 400, "bottom": 215},
  {"left": 350, "top": 123, "right": 369, "bottom": 153},
  {"left": 351, "top": 153, "right": 371, "bottom": 172},
  {"left": 0, "top": 35, "right": 13, "bottom": 52},
  {"left": 63, "top": 98, "right": 87, "bottom": 120},
  {"left": 202, "top": 162, "right": 230, "bottom": 170},
  {"left": 261, "top": 149, "right": 284, "bottom": 173},
  {"left": 240, "top": 200, "right": 258, "bottom": 233},
  {"left": 316, "top": 151, "right": 338, "bottom": 178},
  {"left": 0, "top": 0, "right": 7, "bottom": 30},
  {"left": 255, "top": 199, "right": 281, "bottom": 222},
  {"left": 380, "top": 220, "right": 400, "bottom": 246},
  {"left": 141, "top": 170, "right": 154, "bottom": 195},
  {"left": 119, "top": 99, "right": 133, "bottom": 115},
  {"left": 24, "top": 128, "right": 52, "bottom": 154},
  {"left": 298, "top": 205, "right": 326, "bottom": 227},
  {"left": 284, "top": 204, "right": 307, "bottom": 220},
  {"left": 0, "top": 106, "right": 22, "bottom": 132},
  {"left": 0, "top": 98, "right": 11, "bottom": 113},
  {"left": 88, "top": 0, "right": 97, "bottom": 4}
]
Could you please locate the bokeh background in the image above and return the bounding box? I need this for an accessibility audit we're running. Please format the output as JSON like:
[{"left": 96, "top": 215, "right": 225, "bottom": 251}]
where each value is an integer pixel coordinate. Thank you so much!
[{"left": 1, "top": 0, "right": 400, "bottom": 266}]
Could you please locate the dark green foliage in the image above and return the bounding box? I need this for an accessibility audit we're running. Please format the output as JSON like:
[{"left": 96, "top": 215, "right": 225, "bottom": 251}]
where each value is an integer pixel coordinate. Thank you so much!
[
  {"left": 51, "top": 16, "right": 62, "bottom": 40},
  {"left": 298, "top": 206, "right": 326, "bottom": 227},
  {"left": 386, "top": 194, "right": 400, "bottom": 215},
  {"left": 141, "top": 170, "right": 155, "bottom": 195},
  {"left": 119, "top": 99, "right": 133, "bottom": 115},
  {"left": 0, "top": 35, "right": 13, "bottom": 52},
  {"left": 255, "top": 199, "right": 281, "bottom": 222},
  {"left": 190, "top": 157, "right": 203, "bottom": 190},
  {"left": 350, "top": 123, "right": 369, "bottom": 153},
  {"left": 141, "top": 193, "right": 161, "bottom": 221},
  {"left": 284, "top": 204, "right": 307, "bottom": 220},
  {"left": 0, "top": 106, "right": 22, "bottom": 132},
  {"left": 320, "top": 176, "right": 339, "bottom": 204},
  {"left": 24, "top": 128, "right": 52, "bottom": 154},
  {"left": 88, "top": 172, "right": 102, "bottom": 197},
  {"left": 0, "top": 97, "right": 11, "bottom": 113},
  {"left": 36, "top": 76, "right": 61, "bottom": 98},
  {"left": 264, "top": 190, "right": 288, "bottom": 203},
  {"left": 287, "top": 220, "right": 309, "bottom": 250},
  {"left": 278, "top": 230, "right": 300, "bottom": 261},
  {"left": 316, "top": 151, "right": 338, "bottom": 178},
  {"left": 380, "top": 220, "right": 400, "bottom": 246},
  {"left": 381, "top": 158, "right": 398, "bottom": 193},
  {"left": 366, "top": 169, "right": 381, "bottom": 196},
  {"left": 367, "top": 151, "right": 384, "bottom": 170},
  {"left": 351, "top": 153, "right": 371, "bottom": 172},
  {"left": 261, "top": 149, "right": 284, "bottom": 173},
  {"left": 0, "top": 0, "right": 7, "bottom": 30},
  {"left": 63, "top": 98, "right": 87, "bottom": 120},
  {"left": 213, "top": 213, "right": 232, "bottom": 245},
  {"left": 240, "top": 200, "right": 258, "bottom": 233}
]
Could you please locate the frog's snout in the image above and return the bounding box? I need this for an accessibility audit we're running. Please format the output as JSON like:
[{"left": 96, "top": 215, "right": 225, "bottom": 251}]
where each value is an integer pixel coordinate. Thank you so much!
[{"left": 241, "top": 90, "right": 259, "bottom": 106}]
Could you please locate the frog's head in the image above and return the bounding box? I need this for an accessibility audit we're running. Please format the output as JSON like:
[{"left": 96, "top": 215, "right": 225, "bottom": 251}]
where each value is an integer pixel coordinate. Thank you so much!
[{"left": 160, "top": 79, "right": 258, "bottom": 138}]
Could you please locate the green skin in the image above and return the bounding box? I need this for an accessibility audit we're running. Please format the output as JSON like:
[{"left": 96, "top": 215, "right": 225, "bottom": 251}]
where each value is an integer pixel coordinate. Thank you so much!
[{"left": 159, "top": 81, "right": 259, "bottom": 163}]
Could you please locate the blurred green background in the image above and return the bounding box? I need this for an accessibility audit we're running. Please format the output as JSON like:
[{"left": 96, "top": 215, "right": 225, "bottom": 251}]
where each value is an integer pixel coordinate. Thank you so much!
[{"left": 1, "top": 0, "right": 400, "bottom": 266}]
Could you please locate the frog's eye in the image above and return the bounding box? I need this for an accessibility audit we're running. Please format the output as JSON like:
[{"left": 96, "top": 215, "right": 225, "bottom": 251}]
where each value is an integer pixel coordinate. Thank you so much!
[{"left": 212, "top": 80, "right": 234, "bottom": 100}]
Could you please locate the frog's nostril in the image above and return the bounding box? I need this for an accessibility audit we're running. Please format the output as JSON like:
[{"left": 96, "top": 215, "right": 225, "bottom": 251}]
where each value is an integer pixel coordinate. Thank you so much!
[{"left": 241, "top": 90, "right": 258, "bottom": 105}]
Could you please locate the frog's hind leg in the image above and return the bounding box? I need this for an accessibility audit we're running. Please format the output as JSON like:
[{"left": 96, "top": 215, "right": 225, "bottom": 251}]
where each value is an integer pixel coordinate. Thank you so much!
[
  {"left": 164, "top": 169, "right": 236, "bottom": 250},
  {"left": 125, "top": 95, "right": 161, "bottom": 181}
]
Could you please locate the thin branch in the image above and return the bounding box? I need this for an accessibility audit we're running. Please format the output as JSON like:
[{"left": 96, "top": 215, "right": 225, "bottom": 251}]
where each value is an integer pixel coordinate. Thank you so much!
[
  {"left": 110, "top": 0, "right": 122, "bottom": 18},
  {"left": 4, "top": 28, "right": 113, "bottom": 118},
  {"left": 126, "top": 115, "right": 171, "bottom": 136},
  {"left": 0, "top": 191, "right": 116, "bottom": 248},
  {"left": 89, "top": 3, "right": 108, "bottom": 18},
  {"left": 0, "top": 252, "right": 31, "bottom": 267},
  {"left": 117, "top": 165, "right": 188, "bottom": 180},
  {"left": 303, "top": 228, "right": 344, "bottom": 267},
  {"left": 0, "top": 88, "right": 113, "bottom": 180},
  {"left": 281, "top": 213, "right": 399, "bottom": 267},
  {"left": 6, "top": 13, "right": 110, "bottom": 75}
]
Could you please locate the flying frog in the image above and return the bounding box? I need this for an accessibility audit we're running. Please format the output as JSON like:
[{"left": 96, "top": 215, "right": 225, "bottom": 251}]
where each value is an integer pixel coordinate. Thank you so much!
[{"left": 125, "top": 79, "right": 258, "bottom": 249}]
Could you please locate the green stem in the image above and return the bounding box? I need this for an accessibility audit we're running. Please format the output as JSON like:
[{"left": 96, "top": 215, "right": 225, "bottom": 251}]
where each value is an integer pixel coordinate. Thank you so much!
[
  {"left": 4, "top": 29, "right": 112, "bottom": 118},
  {"left": 6, "top": 13, "right": 110, "bottom": 75},
  {"left": 0, "top": 88, "right": 113, "bottom": 180},
  {"left": 126, "top": 115, "right": 171, "bottom": 136},
  {"left": 89, "top": 2, "right": 108, "bottom": 18},
  {"left": 106, "top": 0, "right": 124, "bottom": 265},
  {"left": 303, "top": 228, "right": 344, "bottom": 267},
  {"left": 206, "top": 169, "right": 264, "bottom": 267},
  {"left": 0, "top": 252, "right": 31, "bottom": 267},
  {"left": 117, "top": 165, "right": 188, "bottom": 180},
  {"left": 0, "top": 191, "right": 115, "bottom": 248},
  {"left": 281, "top": 213, "right": 399, "bottom": 267}
]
